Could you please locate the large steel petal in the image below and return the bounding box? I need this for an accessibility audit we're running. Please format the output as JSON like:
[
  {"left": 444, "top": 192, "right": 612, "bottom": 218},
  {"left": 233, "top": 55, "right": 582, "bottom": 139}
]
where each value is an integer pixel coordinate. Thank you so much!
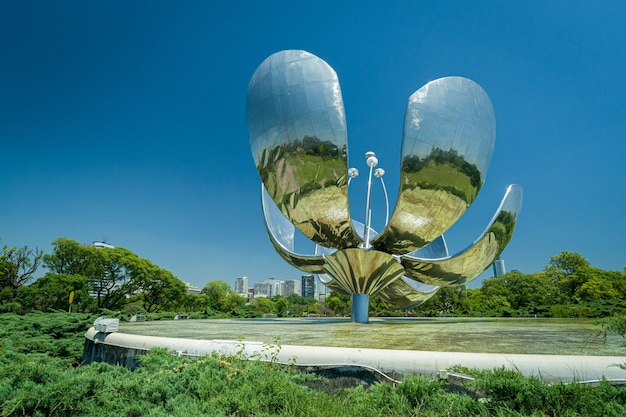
[
  {"left": 401, "top": 184, "right": 522, "bottom": 286},
  {"left": 376, "top": 278, "right": 439, "bottom": 310},
  {"left": 261, "top": 185, "right": 326, "bottom": 274},
  {"left": 247, "top": 50, "right": 361, "bottom": 249},
  {"left": 322, "top": 248, "right": 405, "bottom": 296},
  {"left": 373, "top": 77, "right": 496, "bottom": 254}
]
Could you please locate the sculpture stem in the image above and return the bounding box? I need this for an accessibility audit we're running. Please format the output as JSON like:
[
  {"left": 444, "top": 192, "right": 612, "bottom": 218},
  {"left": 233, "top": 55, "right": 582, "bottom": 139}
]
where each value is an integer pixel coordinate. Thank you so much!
[
  {"left": 351, "top": 293, "right": 370, "bottom": 323},
  {"left": 363, "top": 160, "right": 375, "bottom": 248}
]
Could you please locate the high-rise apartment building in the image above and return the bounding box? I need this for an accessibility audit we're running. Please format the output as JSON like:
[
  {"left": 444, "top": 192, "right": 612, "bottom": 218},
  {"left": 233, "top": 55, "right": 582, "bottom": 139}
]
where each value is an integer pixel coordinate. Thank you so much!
[
  {"left": 235, "top": 276, "right": 249, "bottom": 295},
  {"left": 283, "top": 280, "right": 301, "bottom": 297},
  {"left": 493, "top": 259, "right": 506, "bottom": 277},
  {"left": 253, "top": 278, "right": 283, "bottom": 298},
  {"left": 301, "top": 275, "right": 315, "bottom": 299}
]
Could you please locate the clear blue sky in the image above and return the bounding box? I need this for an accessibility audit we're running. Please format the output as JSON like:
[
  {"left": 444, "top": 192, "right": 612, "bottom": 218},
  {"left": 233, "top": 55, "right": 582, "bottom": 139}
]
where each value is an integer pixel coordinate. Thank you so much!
[{"left": 2, "top": 1, "right": 625, "bottom": 290}]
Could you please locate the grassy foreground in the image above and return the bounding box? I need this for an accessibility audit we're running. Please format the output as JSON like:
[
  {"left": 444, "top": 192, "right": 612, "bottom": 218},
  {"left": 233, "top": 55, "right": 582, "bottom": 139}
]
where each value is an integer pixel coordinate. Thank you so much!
[{"left": 1, "top": 313, "right": 626, "bottom": 416}]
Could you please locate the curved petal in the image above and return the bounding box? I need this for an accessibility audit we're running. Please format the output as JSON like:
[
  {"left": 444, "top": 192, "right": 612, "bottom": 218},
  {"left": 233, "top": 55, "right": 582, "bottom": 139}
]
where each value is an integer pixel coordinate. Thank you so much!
[
  {"left": 247, "top": 50, "right": 361, "bottom": 249},
  {"left": 409, "top": 235, "right": 449, "bottom": 259},
  {"left": 315, "top": 219, "right": 378, "bottom": 285},
  {"left": 376, "top": 278, "right": 439, "bottom": 310},
  {"left": 373, "top": 77, "right": 496, "bottom": 254},
  {"left": 322, "top": 248, "right": 405, "bottom": 296},
  {"left": 262, "top": 184, "right": 326, "bottom": 274},
  {"left": 401, "top": 184, "right": 522, "bottom": 286},
  {"left": 314, "top": 243, "right": 335, "bottom": 285}
]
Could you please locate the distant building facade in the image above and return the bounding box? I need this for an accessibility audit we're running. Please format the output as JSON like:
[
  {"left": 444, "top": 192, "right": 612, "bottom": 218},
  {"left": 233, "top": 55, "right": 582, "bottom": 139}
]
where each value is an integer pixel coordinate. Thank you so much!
[
  {"left": 185, "top": 283, "right": 201, "bottom": 294},
  {"left": 254, "top": 278, "right": 283, "bottom": 298},
  {"left": 235, "top": 276, "right": 249, "bottom": 295},
  {"left": 301, "top": 275, "right": 315, "bottom": 299},
  {"left": 283, "top": 280, "right": 301, "bottom": 297},
  {"left": 493, "top": 259, "right": 506, "bottom": 277}
]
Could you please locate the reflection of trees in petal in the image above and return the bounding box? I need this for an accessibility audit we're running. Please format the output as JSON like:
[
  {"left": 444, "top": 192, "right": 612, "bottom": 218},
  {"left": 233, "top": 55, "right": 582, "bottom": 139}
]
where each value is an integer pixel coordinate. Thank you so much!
[
  {"left": 300, "top": 219, "right": 359, "bottom": 249},
  {"left": 256, "top": 137, "right": 359, "bottom": 249},
  {"left": 401, "top": 147, "right": 482, "bottom": 204},
  {"left": 489, "top": 210, "right": 517, "bottom": 255}
]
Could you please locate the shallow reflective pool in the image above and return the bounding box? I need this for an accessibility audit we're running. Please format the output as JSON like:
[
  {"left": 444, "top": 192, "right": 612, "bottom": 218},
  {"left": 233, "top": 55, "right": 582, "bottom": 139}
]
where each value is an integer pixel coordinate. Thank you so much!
[{"left": 119, "top": 317, "right": 626, "bottom": 356}]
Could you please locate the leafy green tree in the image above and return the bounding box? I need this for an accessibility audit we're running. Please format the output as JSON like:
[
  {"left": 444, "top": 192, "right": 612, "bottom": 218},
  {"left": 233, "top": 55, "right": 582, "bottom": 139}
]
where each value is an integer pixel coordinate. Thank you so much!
[
  {"left": 285, "top": 293, "right": 317, "bottom": 315},
  {"left": 17, "top": 273, "right": 94, "bottom": 312},
  {"left": 179, "top": 293, "right": 210, "bottom": 312},
  {"left": 0, "top": 243, "right": 44, "bottom": 292},
  {"left": 44, "top": 238, "right": 184, "bottom": 311},
  {"left": 545, "top": 251, "right": 592, "bottom": 302},
  {"left": 220, "top": 292, "right": 245, "bottom": 315},
  {"left": 250, "top": 296, "right": 276, "bottom": 315},
  {"left": 273, "top": 296, "right": 289, "bottom": 317},
  {"left": 87, "top": 246, "right": 142, "bottom": 310},
  {"left": 479, "top": 271, "right": 552, "bottom": 314},
  {"left": 325, "top": 292, "right": 349, "bottom": 316},
  {"left": 202, "top": 280, "right": 233, "bottom": 312},
  {"left": 468, "top": 291, "right": 511, "bottom": 317},
  {"left": 418, "top": 285, "right": 471, "bottom": 316},
  {"left": 134, "top": 265, "right": 187, "bottom": 313},
  {"left": 286, "top": 293, "right": 313, "bottom": 306},
  {"left": 576, "top": 276, "right": 619, "bottom": 303},
  {"left": 603, "top": 269, "right": 626, "bottom": 300},
  {"left": 43, "top": 238, "right": 92, "bottom": 276},
  {"left": 547, "top": 251, "right": 591, "bottom": 276}
]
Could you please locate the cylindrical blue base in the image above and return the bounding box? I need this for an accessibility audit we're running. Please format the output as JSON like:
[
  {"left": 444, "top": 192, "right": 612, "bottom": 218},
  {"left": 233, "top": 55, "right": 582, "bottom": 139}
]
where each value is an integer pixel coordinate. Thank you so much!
[{"left": 351, "top": 293, "right": 370, "bottom": 323}]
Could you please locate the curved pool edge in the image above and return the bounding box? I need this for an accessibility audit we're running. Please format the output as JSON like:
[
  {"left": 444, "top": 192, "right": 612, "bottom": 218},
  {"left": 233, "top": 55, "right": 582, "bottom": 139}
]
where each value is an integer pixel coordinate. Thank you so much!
[{"left": 83, "top": 327, "right": 626, "bottom": 382}]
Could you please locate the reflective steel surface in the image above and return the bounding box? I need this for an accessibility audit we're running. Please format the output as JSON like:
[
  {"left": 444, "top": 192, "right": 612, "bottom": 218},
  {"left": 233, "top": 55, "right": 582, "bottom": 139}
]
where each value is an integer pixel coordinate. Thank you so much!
[
  {"left": 247, "top": 50, "right": 522, "bottom": 313},
  {"left": 322, "top": 248, "right": 404, "bottom": 295},
  {"left": 377, "top": 278, "right": 438, "bottom": 310},
  {"left": 401, "top": 185, "right": 522, "bottom": 286},
  {"left": 261, "top": 185, "right": 325, "bottom": 274},
  {"left": 247, "top": 50, "right": 361, "bottom": 249},
  {"left": 372, "top": 77, "right": 496, "bottom": 254}
]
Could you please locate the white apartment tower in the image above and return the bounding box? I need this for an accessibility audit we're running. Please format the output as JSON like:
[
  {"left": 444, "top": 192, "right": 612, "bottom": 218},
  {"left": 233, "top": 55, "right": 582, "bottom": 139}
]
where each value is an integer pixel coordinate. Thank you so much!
[
  {"left": 253, "top": 278, "right": 283, "bottom": 298},
  {"left": 283, "top": 280, "right": 301, "bottom": 297},
  {"left": 235, "top": 276, "right": 249, "bottom": 295}
]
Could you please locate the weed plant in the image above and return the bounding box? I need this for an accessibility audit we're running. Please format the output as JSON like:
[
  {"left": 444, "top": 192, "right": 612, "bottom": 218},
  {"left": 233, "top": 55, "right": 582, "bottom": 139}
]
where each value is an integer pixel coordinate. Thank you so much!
[{"left": 1, "top": 313, "right": 626, "bottom": 416}]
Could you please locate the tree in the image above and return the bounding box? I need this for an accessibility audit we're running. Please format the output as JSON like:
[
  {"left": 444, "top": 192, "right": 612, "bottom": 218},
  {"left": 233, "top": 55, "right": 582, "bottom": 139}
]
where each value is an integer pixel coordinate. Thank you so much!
[
  {"left": 545, "top": 251, "right": 593, "bottom": 303},
  {"left": 202, "top": 280, "right": 232, "bottom": 312},
  {"left": 220, "top": 292, "right": 245, "bottom": 315},
  {"left": 134, "top": 265, "right": 187, "bottom": 313},
  {"left": 547, "top": 251, "right": 590, "bottom": 276},
  {"left": 250, "top": 297, "right": 276, "bottom": 315},
  {"left": 418, "top": 285, "right": 471, "bottom": 316},
  {"left": 179, "top": 293, "right": 210, "bottom": 312},
  {"left": 325, "top": 292, "right": 349, "bottom": 316},
  {"left": 273, "top": 296, "right": 289, "bottom": 317},
  {"left": 44, "top": 238, "right": 184, "bottom": 311},
  {"left": 0, "top": 243, "right": 44, "bottom": 291},
  {"left": 479, "top": 272, "right": 552, "bottom": 314},
  {"left": 43, "top": 238, "right": 92, "bottom": 276},
  {"left": 468, "top": 291, "right": 511, "bottom": 317},
  {"left": 576, "top": 276, "right": 619, "bottom": 303},
  {"left": 17, "top": 273, "right": 94, "bottom": 312}
]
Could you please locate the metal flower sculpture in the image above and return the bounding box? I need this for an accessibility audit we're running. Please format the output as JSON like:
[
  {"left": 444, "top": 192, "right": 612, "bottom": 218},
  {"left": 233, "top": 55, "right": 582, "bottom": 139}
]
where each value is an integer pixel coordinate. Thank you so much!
[{"left": 246, "top": 50, "right": 522, "bottom": 323}]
